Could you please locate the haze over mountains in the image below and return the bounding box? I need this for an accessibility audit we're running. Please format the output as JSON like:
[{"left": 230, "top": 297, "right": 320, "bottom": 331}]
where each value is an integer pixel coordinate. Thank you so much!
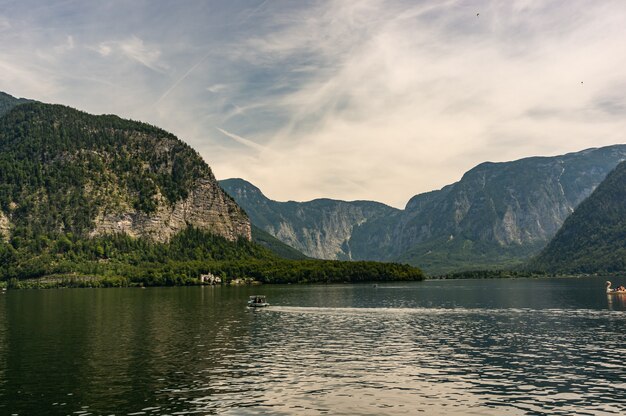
[{"left": 221, "top": 145, "right": 626, "bottom": 273}]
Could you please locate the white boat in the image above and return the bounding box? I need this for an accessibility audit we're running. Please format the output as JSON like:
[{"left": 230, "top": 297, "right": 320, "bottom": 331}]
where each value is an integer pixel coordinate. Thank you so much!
[
  {"left": 606, "top": 281, "right": 626, "bottom": 294},
  {"left": 248, "top": 295, "right": 270, "bottom": 307}
]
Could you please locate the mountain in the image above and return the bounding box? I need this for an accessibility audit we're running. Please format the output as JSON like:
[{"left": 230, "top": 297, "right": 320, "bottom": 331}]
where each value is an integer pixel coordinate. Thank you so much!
[
  {"left": 219, "top": 178, "right": 400, "bottom": 260},
  {"left": 0, "top": 101, "right": 251, "bottom": 243},
  {"left": 391, "top": 145, "right": 626, "bottom": 272},
  {"left": 221, "top": 145, "right": 626, "bottom": 273},
  {"left": 250, "top": 224, "right": 308, "bottom": 260},
  {"left": 0, "top": 91, "right": 32, "bottom": 117},
  {"left": 0, "top": 95, "right": 423, "bottom": 286},
  {"left": 529, "top": 161, "right": 626, "bottom": 273}
]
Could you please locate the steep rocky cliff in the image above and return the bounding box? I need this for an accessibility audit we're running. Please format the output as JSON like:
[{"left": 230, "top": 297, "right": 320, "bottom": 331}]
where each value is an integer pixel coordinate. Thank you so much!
[
  {"left": 393, "top": 145, "right": 626, "bottom": 272},
  {"left": 530, "top": 160, "right": 626, "bottom": 273},
  {"left": 219, "top": 178, "right": 399, "bottom": 259},
  {"left": 0, "top": 100, "right": 250, "bottom": 243},
  {"left": 222, "top": 145, "right": 626, "bottom": 273}
]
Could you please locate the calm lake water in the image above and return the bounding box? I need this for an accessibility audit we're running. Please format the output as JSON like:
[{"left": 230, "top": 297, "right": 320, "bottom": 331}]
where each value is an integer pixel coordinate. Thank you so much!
[{"left": 1, "top": 277, "right": 625, "bottom": 415}]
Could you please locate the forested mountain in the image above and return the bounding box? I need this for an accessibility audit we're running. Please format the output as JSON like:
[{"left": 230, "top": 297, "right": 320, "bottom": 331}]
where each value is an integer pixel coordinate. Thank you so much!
[
  {"left": 219, "top": 178, "right": 399, "bottom": 260},
  {"left": 530, "top": 161, "right": 626, "bottom": 273},
  {"left": 0, "top": 93, "right": 423, "bottom": 285},
  {"left": 222, "top": 145, "right": 626, "bottom": 273},
  {"left": 0, "top": 101, "right": 250, "bottom": 243}
]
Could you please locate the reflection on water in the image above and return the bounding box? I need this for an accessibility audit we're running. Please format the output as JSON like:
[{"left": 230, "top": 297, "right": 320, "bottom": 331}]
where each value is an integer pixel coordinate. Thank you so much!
[
  {"left": 607, "top": 293, "right": 626, "bottom": 311},
  {"left": 0, "top": 277, "right": 625, "bottom": 415}
]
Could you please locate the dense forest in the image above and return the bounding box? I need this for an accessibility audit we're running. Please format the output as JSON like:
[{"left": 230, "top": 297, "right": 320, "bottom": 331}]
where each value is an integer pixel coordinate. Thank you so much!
[{"left": 0, "top": 226, "right": 424, "bottom": 288}]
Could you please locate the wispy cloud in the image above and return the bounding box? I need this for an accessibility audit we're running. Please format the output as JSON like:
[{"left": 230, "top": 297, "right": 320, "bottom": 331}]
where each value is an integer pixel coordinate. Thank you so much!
[
  {"left": 216, "top": 127, "right": 270, "bottom": 153},
  {"left": 113, "top": 35, "right": 167, "bottom": 72},
  {"left": 1, "top": 1, "right": 626, "bottom": 207}
]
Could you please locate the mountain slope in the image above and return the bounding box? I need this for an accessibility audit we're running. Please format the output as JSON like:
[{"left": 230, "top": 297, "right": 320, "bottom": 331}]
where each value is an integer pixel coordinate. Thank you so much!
[
  {"left": 529, "top": 161, "right": 626, "bottom": 273},
  {"left": 0, "top": 91, "right": 32, "bottom": 117},
  {"left": 251, "top": 224, "right": 308, "bottom": 260},
  {"left": 0, "top": 102, "right": 251, "bottom": 243},
  {"left": 392, "top": 145, "right": 626, "bottom": 272},
  {"left": 222, "top": 145, "right": 626, "bottom": 273},
  {"left": 219, "top": 178, "right": 400, "bottom": 260}
]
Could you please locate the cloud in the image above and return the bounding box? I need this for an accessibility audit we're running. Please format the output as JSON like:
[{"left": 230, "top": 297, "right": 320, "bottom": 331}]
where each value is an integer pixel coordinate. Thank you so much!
[
  {"left": 0, "top": 15, "right": 11, "bottom": 31},
  {"left": 96, "top": 35, "right": 166, "bottom": 72},
  {"left": 216, "top": 127, "right": 271, "bottom": 153},
  {"left": 203, "top": 0, "right": 626, "bottom": 207},
  {"left": 53, "top": 35, "right": 75, "bottom": 53},
  {"left": 118, "top": 36, "right": 167, "bottom": 72},
  {"left": 2, "top": 1, "right": 626, "bottom": 208},
  {"left": 97, "top": 44, "right": 112, "bottom": 56}
]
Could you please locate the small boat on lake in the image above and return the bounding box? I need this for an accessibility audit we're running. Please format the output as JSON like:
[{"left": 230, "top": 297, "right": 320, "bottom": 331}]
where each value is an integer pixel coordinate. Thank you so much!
[
  {"left": 606, "top": 281, "right": 626, "bottom": 294},
  {"left": 248, "top": 295, "right": 270, "bottom": 307}
]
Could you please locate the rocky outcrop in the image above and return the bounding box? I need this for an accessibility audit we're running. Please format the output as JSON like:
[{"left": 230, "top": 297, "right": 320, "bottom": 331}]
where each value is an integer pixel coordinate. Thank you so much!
[
  {"left": 219, "top": 179, "right": 399, "bottom": 259},
  {"left": 530, "top": 160, "right": 626, "bottom": 273},
  {"left": 222, "top": 145, "right": 626, "bottom": 273},
  {"left": 91, "top": 177, "right": 250, "bottom": 242},
  {"left": 0, "top": 99, "right": 251, "bottom": 244},
  {"left": 397, "top": 147, "right": 626, "bottom": 247},
  {"left": 0, "top": 210, "right": 9, "bottom": 241}
]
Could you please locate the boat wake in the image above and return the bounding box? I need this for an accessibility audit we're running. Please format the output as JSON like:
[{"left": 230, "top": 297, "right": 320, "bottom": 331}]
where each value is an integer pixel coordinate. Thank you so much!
[{"left": 268, "top": 306, "right": 626, "bottom": 318}]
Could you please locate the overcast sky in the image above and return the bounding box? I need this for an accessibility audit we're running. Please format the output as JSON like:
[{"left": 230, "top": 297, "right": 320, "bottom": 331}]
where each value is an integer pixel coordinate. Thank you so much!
[{"left": 1, "top": 0, "right": 626, "bottom": 208}]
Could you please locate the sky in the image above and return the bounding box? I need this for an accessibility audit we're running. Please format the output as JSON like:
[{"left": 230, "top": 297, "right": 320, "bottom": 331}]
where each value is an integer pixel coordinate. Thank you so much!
[{"left": 1, "top": 0, "right": 626, "bottom": 208}]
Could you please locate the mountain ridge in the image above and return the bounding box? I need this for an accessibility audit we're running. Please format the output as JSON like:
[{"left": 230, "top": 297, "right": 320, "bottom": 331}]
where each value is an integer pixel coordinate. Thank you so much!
[
  {"left": 219, "top": 178, "right": 399, "bottom": 260},
  {"left": 221, "top": 144, "right": 626, "bottom": 273}
]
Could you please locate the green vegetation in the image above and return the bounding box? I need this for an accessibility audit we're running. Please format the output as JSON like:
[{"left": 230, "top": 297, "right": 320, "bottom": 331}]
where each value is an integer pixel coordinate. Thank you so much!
[
  {"left": 433, "top": 269, "right": 548, "bottom": 279},
  {"left": 222, "top": 146, "right": 626, "bottom": 275},
  {"left": 529, "top": 161, "right": 626, "bottom": 273},
  {"left": 0, "top": 226, "right": 424, "bottom": 288},
  {"left": 395, "top": 236, "right": 543, "bottom": 275},
  {"left": 0, "top": 91, "right": 31, "bottom": 117},
  {"left": 0, "top": 102, "right": 209, "bottom": 236}
]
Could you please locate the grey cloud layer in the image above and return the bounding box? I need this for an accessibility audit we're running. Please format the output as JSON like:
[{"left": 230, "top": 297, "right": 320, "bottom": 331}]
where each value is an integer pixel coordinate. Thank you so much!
[{"left": 1, "top": 0, "right": 625, "bottom": 207}]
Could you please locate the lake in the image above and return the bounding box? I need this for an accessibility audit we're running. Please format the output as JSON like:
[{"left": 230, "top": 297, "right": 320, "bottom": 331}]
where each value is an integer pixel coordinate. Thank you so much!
[{"left": 1, "top": 277, "right": 625, "bottom": 415}]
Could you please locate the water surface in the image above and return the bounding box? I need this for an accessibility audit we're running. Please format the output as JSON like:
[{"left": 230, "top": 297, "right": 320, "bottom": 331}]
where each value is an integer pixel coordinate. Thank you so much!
[{"left": 0, "top": 277, "right": 625, "bottom": 415}]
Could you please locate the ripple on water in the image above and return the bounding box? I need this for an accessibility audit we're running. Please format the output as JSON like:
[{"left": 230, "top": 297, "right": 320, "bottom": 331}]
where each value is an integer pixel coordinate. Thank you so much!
[
  {"left": 143, "top": 305, "right": 626, "bottom": 415},
  {"left": 2, "top": 285, "right": 625, "bottom": 416}
]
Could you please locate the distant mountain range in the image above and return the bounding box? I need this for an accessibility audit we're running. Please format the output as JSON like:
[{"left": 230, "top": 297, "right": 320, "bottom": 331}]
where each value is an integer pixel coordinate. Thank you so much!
[
  {"left": 221, "top": 145, "right": 626, "bottom": 273},
  {"left": 219, "top": 178, "right": 398, "bottom": 260},
  {"left": 3, "top": 90, "right": 624, "bottom": 278},
  {"left": 530, "top": 160, "right": 626, "bottom": 273}
]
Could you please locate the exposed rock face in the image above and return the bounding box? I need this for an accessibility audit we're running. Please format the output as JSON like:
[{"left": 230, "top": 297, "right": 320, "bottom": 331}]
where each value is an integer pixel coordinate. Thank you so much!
[
  {"left": 222, "top": 145, "right": 626, "bottom": 273},
  {"left": 219, "top": 179, "right": 399, "bottom": 259},
  {"left": 0, "top": 100, "right": 251, "bottom": 243},
  {"left": 91, "top": 177, "right": 250, "bottom": 242},
  {"left": 0, "top": 210, "right": 9, "bottom": 241},
  {"left": 530, "top": 160, "right": 626, "bottom": 273},
  {"left": 394, "top": 146, "right": 626, "bottom": 260}
]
